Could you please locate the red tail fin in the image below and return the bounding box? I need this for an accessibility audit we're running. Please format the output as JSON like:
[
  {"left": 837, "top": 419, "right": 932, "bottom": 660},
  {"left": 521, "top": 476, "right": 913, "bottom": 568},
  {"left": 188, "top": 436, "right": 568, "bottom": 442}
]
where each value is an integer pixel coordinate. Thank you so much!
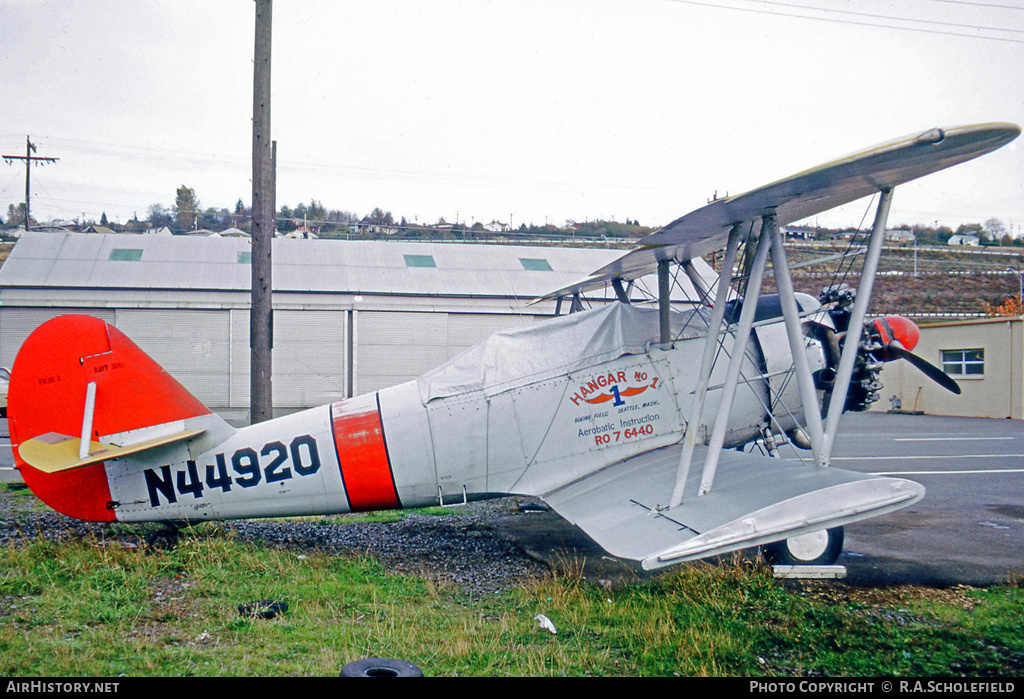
[{"left": 9, "top": 315, "right": 213, "bottom": 521}]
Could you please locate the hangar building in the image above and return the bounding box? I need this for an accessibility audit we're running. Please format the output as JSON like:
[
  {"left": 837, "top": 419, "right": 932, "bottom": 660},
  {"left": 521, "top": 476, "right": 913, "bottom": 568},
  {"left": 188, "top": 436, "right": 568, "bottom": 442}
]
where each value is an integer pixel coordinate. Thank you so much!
[
  {"left": 0, "top": 232, "right": 707, "bottom": 423},
  {"left": 871, "top": 315, "right": 1024, "bottom": 420}
]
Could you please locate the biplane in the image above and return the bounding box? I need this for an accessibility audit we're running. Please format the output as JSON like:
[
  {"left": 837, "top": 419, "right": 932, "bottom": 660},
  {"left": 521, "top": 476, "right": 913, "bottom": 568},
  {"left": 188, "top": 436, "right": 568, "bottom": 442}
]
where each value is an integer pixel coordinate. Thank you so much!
[{"left": 8, "top": 122, "right": 1019, "bottom": 569}]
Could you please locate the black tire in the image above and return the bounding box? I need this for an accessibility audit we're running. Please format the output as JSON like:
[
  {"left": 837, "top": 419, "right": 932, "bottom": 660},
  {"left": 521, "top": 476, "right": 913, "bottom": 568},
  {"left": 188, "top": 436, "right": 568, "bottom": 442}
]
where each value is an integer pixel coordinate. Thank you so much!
[
  {"left": 340, "top": 658, "right": 424, "bottom": 677},
  {"left": 145, "top": 527, "right": 180, "bottom": 551},
  {"left": 764, "top": 527, "right": 844, "bottom": 566}
]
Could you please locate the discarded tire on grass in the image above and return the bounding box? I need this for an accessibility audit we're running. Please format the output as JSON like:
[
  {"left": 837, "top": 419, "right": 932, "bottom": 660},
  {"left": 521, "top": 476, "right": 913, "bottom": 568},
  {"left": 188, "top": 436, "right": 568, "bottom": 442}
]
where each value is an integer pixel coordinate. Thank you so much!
[
  {"left": 237, "top": 600, "right": 288, "bottom": 619},
  {"left": 340, "top": 658, "right": 424, "bottom": 677}
]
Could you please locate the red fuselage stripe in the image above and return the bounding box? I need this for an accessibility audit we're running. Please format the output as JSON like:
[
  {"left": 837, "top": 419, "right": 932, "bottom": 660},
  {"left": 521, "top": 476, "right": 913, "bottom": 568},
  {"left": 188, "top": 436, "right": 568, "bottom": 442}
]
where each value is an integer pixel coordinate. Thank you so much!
[{"left": 330, "top": 400, "right": 400, "bottom": 511}]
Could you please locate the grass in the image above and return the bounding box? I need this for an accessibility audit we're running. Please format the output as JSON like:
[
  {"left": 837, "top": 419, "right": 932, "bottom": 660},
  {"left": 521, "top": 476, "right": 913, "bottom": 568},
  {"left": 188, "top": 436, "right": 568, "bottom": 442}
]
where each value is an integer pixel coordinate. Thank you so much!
[{"left": 1, "top": 521, "right": 1023, "bottom": 677}]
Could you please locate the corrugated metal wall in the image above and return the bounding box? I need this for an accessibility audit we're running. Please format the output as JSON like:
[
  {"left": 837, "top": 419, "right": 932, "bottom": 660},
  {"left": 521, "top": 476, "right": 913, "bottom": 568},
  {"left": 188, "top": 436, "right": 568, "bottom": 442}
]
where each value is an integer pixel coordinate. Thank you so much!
[
  {"left": 0, "top": 304, "right": 541, "bottom": 414},
  {"left": 115, "top": 309, "right": 230, "bottom": 408},
  {"left": 356, "top": 311, "right": 450, "bottom": 395},
  {"left": 226, "top": 309, "right": 348, "bottom": 410},
  {"left": 355, "top": 310, "right": 537, "bottom": 395},
  {"left": 271, "top": 310, "right": 348, "bottom": 408},
  {"left": 0, "top": 307, "right": 116, "bottom": 367}
]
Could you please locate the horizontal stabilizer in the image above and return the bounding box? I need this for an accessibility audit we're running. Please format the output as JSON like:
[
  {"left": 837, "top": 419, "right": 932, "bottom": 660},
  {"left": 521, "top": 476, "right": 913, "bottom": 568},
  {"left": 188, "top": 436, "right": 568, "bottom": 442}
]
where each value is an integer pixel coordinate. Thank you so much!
[
  {"left": 541, "top": 443, "right": 924, "bottom": 570},
  {"left": 18, "top": 428, "right": 205, "bottom": 474}
]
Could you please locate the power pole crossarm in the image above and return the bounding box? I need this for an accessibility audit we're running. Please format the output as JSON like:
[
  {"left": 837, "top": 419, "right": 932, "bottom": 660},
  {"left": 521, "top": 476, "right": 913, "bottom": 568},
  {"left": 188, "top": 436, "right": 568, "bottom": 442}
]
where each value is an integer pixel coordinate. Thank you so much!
[{"left": 3, "top": 136, "right": 58, "bottom": 231}]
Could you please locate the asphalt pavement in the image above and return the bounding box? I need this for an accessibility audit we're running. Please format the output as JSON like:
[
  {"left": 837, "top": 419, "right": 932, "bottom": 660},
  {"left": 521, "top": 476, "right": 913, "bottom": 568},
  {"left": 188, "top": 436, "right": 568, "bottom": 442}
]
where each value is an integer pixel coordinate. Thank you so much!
[{"left": 816, "top": 411, "right": 1024, "bottom": 587}]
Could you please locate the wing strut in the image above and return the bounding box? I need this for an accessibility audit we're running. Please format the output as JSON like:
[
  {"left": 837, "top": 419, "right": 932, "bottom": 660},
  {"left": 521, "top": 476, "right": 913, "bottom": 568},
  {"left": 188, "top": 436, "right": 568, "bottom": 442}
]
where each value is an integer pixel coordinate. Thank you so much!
[
  {"left": 818, "top": 188, "right": 894, "bottom": 466},
  {"left": 673, "top": 187, "right": 893, "bottom": 501},
  {"left": 695, "top": 219, "right": 773, "bottom": 498},
  {"left": 611, "top": 278, "right": 631, "bottom": 305},
  {"left": 670, "top": 223, "right": 743, "bottom": 508},
  {"left": 658, "top": 260, "right": 671, "bottom": 346},
  {"left": 766, "top": 213, "right": 826, "bottom": 464}
]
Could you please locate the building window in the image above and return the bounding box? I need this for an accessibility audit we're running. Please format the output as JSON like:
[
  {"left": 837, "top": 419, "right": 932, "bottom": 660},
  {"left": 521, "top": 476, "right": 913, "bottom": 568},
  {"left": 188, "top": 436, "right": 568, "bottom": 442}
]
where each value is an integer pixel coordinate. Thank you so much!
[
  {"left": 237, "top": 251, "right": 252, "bottom": 264},
  {"left": 404, "top": 254, "right": 436, "bottom": 268},
  {"left": 519, "top": 258, "right": 553, "bottom": 271},
  {"left": 941, "top": 348, "right": 984, "bottom": 376},
  {"left": 108, "top": 248, "right": 143, "bottom": 261}
]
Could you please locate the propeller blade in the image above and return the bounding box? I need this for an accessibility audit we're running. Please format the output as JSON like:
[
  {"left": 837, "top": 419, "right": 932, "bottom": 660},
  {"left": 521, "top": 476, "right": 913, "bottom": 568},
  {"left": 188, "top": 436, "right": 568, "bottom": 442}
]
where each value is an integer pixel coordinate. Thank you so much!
[{"left": 888, "top": 341, "right": 961, "bottom": 394}]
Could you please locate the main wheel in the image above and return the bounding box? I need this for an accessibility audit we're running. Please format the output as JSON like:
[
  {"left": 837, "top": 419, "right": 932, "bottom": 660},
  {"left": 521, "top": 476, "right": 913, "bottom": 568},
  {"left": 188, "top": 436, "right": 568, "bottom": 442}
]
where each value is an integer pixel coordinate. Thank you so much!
[{"left": 764, "top": 527, "right": 844, "bottom": 565}]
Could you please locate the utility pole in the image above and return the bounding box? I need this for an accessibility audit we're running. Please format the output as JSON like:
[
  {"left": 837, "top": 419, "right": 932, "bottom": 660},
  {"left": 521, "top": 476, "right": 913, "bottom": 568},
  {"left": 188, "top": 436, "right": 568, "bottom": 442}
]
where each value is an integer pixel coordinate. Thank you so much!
[
  {"left": 251, "top": 0, "right": 275, "bottom": 424},
  {"left": 3, "top": 136, "right": 58, "bottom": 231}
]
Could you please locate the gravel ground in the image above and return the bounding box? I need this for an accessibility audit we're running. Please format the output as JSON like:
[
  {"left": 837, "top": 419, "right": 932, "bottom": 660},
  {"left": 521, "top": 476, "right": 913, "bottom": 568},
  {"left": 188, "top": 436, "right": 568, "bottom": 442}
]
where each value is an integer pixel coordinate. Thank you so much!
[
  {"left": 0, "top": 486, "right": 554, "bottom": 595},
  {"left": 229, "top": 501, "right": 555, "bottom": 594}
]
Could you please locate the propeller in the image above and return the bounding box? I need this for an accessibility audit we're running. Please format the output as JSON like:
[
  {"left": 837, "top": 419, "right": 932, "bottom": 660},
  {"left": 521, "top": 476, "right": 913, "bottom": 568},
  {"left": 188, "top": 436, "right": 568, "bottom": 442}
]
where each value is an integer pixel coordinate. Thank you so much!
[
  {"left": 866, "top": 316, "right": 961, "bottom": 395},
  {"left": 818, "top": 285, "right": 961, "bottom": 410}
]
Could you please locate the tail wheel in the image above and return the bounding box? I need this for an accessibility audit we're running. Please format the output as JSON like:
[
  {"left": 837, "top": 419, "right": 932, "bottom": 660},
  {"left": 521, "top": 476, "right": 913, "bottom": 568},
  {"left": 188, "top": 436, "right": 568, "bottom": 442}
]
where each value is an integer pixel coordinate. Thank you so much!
[{"left": 764, "top": 527, "right": 844, "bottom": 566}]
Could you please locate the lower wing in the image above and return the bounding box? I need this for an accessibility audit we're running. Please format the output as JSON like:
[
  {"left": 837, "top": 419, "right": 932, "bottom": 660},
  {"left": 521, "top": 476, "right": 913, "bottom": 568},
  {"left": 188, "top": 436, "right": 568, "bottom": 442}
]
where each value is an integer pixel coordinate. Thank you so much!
[{"left": 541, "top": 443, "right": 923, "bottom": 570}]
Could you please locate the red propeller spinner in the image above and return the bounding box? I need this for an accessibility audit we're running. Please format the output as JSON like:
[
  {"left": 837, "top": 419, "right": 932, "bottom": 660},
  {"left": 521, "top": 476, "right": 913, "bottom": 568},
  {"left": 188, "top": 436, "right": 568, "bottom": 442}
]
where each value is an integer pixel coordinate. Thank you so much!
[
  {"left": 870, "top": 315, "right": 921, "bottom": 359},
  {"left": 866, "top": 315, "right": 960, "bottom": 394}
]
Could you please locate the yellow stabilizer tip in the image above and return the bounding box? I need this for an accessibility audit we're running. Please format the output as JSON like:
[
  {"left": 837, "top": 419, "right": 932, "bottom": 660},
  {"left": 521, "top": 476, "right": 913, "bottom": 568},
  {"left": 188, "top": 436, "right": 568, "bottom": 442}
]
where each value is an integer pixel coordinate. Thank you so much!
[{"left": 19, "top": 428, "right": 205, "bottom": 473}]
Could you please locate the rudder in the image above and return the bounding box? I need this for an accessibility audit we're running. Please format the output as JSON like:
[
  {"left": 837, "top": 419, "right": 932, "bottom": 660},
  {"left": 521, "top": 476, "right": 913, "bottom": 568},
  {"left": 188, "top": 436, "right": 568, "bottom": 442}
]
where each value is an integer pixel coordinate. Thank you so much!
[{"left": 9, "top": 315, "right": 220, "bottom": 521}]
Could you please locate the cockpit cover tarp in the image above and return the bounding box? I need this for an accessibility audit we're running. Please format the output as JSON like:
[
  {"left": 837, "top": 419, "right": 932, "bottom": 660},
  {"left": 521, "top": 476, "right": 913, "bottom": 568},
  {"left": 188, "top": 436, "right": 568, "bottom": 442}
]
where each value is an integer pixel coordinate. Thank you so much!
[{"left": 417, "top": 303, "right": 709, "bottom": 403}]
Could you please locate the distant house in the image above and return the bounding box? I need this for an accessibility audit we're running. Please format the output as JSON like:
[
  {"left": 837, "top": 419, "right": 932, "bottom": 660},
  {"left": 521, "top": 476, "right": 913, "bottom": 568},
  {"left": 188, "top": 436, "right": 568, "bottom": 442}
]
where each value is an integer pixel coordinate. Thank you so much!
[
  {"left": 350, "top": 222, "right": 398, "bottom": 236},
  {"left": 484, "top": 220, "right": 510, "bottom": 233},
  {"left": 948, "top": 234, "right": 980, "bottom": 246},
  {"left": 885, "top": 228, "right": 916, "bottom": 245},
  {"left": 290, "top": 219, "right": 321, "bottom": 237},
  {"left": 144, "top": 226, "right": 173, "bottom": 236},
  {"left": 82, "top": 225, "right": 117, "bottom": 235},
  {"left": 783, "top": 225, "right": 816, "bottom": 240}
]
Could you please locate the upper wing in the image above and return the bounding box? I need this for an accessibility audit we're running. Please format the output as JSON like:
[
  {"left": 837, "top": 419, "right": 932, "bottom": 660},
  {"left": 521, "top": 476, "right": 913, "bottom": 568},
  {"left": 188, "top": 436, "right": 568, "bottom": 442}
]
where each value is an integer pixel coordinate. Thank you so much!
[
  {"left": 540, "top": 442, "right": 923, "bottom": 570},
  {"left": 534, "top": 123, "right": 1020, "bottom": 301}
]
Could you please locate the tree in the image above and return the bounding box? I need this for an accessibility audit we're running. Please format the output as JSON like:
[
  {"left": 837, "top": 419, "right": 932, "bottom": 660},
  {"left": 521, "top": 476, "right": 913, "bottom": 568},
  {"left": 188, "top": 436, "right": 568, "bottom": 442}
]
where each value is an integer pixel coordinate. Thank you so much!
[
  {"left": 306, "top": 199, "right": 326, "bottom": 223},
  {"left": 6, "top": 203, "right": 28, "bottom": 228},
  {"left": 365, "top": 208, "right": 394, "bottom": 225},
  {"left": 174, "top": 185, "right": 200, "bottom": 232},
  {"left": 986, "top": 296, "right": 1024, "bottom": 317},
  {"left": 278, "top": 204, "right": 296, "bottom": 233},
  {"left": 200, "top": 207, "right": 231, "bottom": 231},
  {"left": 985, "top": 217, "right": 1007, "bottom": 241},
  {"left": 147, "top": 203, "right": 173, "bottom": 229}
]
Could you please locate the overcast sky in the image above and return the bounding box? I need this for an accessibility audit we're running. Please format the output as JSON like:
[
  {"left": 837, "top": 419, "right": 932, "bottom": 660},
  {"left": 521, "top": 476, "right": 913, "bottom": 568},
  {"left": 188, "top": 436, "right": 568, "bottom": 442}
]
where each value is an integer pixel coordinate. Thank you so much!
[{"left": 2, "top": 0, "right": 1022, "bottom": 233}]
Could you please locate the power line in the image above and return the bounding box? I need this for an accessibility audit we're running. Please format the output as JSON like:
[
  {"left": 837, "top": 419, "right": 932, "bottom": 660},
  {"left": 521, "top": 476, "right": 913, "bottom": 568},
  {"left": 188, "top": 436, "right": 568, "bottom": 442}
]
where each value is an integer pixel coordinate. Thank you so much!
[
  {"left": 758, "top": 0, "right": 1024, "bottom": 35},
  {"left": 926, "top": 0, "right": 1024, "bottom": 11},
  {"left": 663, "top": 0, "right": 1024, "bottom": 44}
]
